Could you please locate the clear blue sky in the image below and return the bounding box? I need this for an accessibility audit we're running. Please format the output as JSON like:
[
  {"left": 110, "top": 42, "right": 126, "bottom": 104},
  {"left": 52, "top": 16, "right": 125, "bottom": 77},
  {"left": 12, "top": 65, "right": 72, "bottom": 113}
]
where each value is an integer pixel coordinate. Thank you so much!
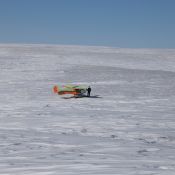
[{"left": 0, "top": 0, "right": 175, "bottom": 48}]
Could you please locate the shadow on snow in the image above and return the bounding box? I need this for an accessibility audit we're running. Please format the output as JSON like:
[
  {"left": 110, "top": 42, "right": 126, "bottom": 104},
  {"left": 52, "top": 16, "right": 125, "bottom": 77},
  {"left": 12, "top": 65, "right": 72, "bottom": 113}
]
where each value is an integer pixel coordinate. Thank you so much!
[{"left": 62, "top": 95, "right": 102, "bottom": 99}]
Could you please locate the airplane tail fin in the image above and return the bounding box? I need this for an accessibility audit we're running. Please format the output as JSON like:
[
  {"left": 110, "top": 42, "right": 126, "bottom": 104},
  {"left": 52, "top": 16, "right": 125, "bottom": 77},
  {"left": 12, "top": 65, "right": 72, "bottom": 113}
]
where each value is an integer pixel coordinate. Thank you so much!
[{"left": 53, "top": 85, "right": 59, "bottom": 94}]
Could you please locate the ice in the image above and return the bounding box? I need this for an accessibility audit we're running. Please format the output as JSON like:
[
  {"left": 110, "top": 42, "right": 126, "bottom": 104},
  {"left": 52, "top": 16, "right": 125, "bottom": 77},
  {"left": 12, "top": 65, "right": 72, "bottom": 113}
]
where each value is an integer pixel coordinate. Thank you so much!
[{"left": 0, "top": 44, "right": 175, "bottom": 174}]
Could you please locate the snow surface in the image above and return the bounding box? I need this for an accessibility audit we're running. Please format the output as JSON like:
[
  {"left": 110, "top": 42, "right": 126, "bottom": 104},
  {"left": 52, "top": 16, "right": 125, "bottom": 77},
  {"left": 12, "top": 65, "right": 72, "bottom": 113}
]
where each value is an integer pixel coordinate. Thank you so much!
[{"left": 0, "top": 44, "right": 175, "bottom": 175}]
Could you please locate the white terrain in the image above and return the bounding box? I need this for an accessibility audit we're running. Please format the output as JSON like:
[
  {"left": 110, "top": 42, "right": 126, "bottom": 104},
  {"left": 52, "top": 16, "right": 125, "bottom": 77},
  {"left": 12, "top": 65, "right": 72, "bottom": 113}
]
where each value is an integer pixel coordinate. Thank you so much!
[{"left": 0, "top": 44, "right": 175, "bottom": 175}]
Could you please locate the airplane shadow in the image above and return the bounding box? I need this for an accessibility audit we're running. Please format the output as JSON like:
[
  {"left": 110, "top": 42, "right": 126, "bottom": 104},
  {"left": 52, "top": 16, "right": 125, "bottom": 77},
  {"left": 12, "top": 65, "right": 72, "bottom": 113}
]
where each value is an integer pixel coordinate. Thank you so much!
[
  {"left": 62, "top": 95, "right": 102, "bottom": 99},
  {"left": 86, "top": 95, "right": 102, "bottom": 98}
]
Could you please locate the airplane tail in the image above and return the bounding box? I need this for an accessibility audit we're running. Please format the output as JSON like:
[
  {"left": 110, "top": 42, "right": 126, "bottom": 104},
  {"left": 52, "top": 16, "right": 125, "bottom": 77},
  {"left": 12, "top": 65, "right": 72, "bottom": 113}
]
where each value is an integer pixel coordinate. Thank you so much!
[{"left": 53, "top": 85, "right": 59, "bottom": 93}]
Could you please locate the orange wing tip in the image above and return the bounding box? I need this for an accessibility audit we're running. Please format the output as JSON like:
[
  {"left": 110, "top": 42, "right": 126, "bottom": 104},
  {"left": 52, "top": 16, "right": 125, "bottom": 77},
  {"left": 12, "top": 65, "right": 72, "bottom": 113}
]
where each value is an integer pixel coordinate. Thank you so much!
[{"left": 53, "top": 85, "right": 59, "bottom": 93}]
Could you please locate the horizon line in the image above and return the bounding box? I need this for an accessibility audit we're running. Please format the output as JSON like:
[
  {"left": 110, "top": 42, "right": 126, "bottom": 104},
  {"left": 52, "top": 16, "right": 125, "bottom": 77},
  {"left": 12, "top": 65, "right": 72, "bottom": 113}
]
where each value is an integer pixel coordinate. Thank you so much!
[{"left": 0, "top": 42, "right": 175, "bottom": 50}]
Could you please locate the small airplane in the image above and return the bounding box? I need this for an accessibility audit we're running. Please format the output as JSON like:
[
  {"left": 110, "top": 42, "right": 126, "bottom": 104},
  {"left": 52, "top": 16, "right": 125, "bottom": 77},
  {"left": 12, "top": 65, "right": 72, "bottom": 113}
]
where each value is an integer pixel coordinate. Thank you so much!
[{"left": 53, "top": 84, "right": 88, "bottom": 97}]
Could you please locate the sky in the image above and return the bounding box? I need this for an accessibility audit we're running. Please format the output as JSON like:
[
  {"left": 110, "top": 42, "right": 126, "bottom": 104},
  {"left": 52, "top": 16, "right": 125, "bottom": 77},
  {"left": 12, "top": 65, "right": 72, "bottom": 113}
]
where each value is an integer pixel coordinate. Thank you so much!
[{"left": 0, "top": 0, "right": 175, "bottom": 48}]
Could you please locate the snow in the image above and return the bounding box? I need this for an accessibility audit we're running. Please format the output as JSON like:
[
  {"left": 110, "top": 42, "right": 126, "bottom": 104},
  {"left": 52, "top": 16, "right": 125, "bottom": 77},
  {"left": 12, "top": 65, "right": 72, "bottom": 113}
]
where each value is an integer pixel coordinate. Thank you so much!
[{"left": 0, "top": 44, "right": 175, "bottom": 174}]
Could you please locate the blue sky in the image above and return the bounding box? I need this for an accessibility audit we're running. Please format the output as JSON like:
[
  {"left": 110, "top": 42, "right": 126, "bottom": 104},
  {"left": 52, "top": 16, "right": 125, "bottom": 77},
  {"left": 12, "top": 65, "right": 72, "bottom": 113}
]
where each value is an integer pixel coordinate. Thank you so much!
[{"left": 0, "top": 0, "right": 175, "bottom": 48}]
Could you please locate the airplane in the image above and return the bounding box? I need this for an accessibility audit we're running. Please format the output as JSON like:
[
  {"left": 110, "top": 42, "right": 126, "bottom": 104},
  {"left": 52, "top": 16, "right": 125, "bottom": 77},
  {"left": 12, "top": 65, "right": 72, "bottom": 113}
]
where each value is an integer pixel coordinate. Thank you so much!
[{"left": 53, "top": 84, "right": 88, "bottom": 97}]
